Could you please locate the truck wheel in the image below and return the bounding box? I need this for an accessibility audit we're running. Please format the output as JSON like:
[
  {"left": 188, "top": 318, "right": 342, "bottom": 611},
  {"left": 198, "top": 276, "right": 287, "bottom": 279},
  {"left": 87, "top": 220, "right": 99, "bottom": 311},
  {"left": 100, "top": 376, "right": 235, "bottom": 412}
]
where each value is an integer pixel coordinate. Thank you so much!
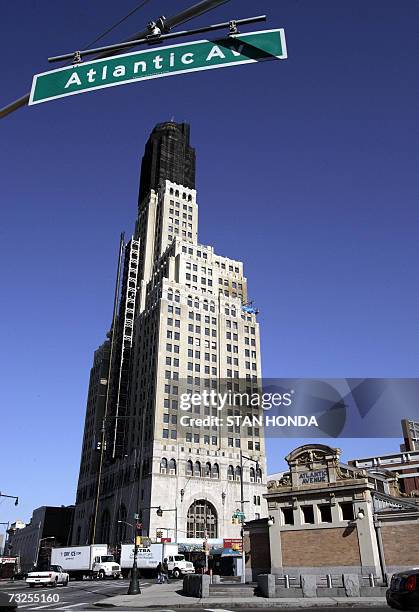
[
  {"left": 52, "top": 578, "right": 58, "bottom": 588},
  {"left": 63, "top": 579, "right": 68, "bottom": 587},
  {"left": 173, "top": 568, "right": 181, "bottom": 579},
  {"left": 98, "top": 570, "right": 105, "bottom": 580}
]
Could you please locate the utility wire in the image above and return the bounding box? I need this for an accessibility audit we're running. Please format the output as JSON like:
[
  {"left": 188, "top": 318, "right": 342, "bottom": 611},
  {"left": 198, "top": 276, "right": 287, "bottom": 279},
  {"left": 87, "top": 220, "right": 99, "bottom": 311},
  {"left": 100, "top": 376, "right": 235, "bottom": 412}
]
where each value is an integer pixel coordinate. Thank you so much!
[{"left": 80, "top": 0, "right": 154, "bottom": 51}]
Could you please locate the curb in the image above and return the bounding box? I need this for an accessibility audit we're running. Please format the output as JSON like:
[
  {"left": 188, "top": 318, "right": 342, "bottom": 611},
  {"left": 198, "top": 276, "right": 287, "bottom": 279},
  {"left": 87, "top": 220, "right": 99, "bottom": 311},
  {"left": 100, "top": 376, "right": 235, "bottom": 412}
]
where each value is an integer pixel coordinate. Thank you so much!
[{"left": 94, "top": 599, "right": 387, "bottom": 609}]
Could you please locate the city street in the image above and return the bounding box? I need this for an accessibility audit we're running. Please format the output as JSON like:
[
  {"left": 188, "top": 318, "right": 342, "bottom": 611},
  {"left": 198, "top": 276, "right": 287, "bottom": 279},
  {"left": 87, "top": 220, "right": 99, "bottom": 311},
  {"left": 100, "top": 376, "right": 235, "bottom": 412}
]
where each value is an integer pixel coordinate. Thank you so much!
[
  {"left": 0, "top": 577, "right": 393, "bottom": 612},
  {"left": 0, "top": 578, "right": 392, "bottom": 611},
  {"left": 0, "top": 578, "right": 152, "bottom": 610}
]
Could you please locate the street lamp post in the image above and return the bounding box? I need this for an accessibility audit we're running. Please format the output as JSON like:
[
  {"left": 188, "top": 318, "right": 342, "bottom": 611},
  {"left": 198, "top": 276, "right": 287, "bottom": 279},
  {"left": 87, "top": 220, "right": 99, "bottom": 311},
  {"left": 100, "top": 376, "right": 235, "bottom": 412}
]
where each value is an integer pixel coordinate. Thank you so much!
[
  {"left": 238, "top": 451, "right": 260, "bottom": 584},
  {"left": 127, "top": 522, "right": 141, "bottom": 595},
  {"left": 117, "top": 520, "right": 135, "bottom": 541},
  {"left": 0, "top": 493, "right": 19, "bottom": 506}
]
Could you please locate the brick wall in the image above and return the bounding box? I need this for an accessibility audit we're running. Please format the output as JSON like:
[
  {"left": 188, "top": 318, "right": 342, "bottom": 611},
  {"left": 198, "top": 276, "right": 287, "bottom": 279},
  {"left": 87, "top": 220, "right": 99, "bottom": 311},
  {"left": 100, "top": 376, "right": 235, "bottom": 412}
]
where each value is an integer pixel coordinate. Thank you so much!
[
  {"left": 381, "top": 523, "right": 419, "bottom": 566},
  {"left": 281, "top": 527, "right": 361, "bottom": 567}
]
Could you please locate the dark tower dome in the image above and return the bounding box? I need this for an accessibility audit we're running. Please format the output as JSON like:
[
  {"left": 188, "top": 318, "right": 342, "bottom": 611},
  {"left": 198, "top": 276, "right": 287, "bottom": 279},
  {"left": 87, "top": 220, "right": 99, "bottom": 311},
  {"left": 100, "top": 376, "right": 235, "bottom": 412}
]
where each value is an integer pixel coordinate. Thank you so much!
[{"left": 138, "top": 121, "right": 196, "bottom": 204}]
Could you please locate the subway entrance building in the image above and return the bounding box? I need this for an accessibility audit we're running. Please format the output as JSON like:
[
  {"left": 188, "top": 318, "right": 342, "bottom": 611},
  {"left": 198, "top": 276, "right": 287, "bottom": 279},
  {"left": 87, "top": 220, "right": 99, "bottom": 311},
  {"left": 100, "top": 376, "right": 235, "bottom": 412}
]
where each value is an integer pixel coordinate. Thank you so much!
[{"left": 245, "top": 444, "right": 419, "bottom": 581}]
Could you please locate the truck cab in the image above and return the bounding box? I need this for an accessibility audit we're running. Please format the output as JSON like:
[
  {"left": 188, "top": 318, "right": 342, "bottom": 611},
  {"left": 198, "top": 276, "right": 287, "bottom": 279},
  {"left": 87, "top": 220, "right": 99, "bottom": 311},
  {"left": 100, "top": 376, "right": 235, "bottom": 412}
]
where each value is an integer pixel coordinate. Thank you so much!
[
  {"left": 92, "top": 555, "right": 121, "bottom": 579},
  {"left": 166, "top": 555, "right": 194, "bottom": 579}
]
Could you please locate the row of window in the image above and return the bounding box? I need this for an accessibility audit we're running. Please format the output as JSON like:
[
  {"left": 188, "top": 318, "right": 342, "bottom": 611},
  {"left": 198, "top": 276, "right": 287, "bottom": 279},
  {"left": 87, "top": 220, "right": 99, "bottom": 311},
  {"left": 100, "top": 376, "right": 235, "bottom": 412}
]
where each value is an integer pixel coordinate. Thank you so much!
[
  {"left": 186, "top": 262, "right": 212, "bottom": 274},
  {"left": 168, "top": 207, "right": 192, "bottom": 219},
  {"left": 215, "top": 261, "right": 240, "bottom": 273},
  {"left": 169, "top": 216, "right": 192, "bottom": 227},
  {"left": 281, "top": 502, "right": 355, "bottom": 526},
  {"left": 219, "top": 278, "right": 243, "bottom": 290},
  {"left": 181, "top": 245, "right": 208, "bottom": 259},
  {"left": 168, "top": 187, "right": 193, "bottom": 201},
  {"left": 168, "top": 230, "right": 192, "bottom": 240},
  {"left": 189, "top": 312, "right": 217, "bottom": 324},
  {"left": 185, "top": 273, "right": 213, "bottom": 286},
  {"left": 161, "top": 429, "right": 261, "bottom": 451},
  {"left": 159, "top": 460, "right": 263, "bottom": 481}
]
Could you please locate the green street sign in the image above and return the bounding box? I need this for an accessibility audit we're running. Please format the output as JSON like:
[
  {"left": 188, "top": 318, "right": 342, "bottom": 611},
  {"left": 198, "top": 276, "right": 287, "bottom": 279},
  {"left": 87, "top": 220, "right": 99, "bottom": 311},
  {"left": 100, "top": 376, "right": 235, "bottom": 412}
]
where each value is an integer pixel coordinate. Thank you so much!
[{"left": 29, "top": 28, "right": 287, "bottom": 106}]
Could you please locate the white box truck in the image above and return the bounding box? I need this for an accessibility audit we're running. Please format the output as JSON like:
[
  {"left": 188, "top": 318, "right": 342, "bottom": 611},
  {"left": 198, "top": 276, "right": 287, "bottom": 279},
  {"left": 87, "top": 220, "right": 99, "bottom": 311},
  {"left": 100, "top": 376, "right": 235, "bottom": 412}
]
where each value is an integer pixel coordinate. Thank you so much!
[
  {"left": 120, "top": 543, "right": 194, "bottom": 579},
  {"left": 50, "top": 545, "right": 121, "bottom": 580}
]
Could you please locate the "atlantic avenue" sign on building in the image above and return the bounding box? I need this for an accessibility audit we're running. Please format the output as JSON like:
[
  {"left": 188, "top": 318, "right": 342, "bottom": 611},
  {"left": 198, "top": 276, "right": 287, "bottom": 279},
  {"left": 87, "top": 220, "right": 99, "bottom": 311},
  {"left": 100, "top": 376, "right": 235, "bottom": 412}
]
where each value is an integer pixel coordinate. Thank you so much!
[{"left": 29, "top": 29, "right": 287, "bottom": 105}]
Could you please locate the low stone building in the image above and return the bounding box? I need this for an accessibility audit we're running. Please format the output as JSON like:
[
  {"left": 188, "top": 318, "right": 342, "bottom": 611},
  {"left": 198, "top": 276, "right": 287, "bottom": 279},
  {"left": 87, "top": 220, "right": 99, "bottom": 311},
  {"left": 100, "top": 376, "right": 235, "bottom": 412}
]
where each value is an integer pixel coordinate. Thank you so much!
[{"left": 244, "top": 444, "right": 419, "bottom": 582}]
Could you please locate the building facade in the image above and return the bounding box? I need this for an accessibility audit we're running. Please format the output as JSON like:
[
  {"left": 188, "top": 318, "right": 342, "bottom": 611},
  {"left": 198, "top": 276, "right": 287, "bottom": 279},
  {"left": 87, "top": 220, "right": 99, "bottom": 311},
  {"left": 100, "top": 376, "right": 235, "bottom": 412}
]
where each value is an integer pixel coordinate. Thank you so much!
[
  {"left": 245, "top": 444, "right": 419, "bottom": 582},
  {"left": 5, "top": 507, "right": 74, "bottom": 572},
  {"left": 72, "top": 122, "right": 267, "bottom": 549},
  {"left": 349, "top": 419, "right": 419, "bottom": 495}
]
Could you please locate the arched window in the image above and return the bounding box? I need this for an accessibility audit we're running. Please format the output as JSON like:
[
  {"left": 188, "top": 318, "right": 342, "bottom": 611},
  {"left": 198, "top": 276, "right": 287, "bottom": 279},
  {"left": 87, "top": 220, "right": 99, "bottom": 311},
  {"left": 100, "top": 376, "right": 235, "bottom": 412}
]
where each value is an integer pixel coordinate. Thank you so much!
[
  {"left": 100, "top": 509, "right": 111, "bottom": 544},
  {"left": 250, "top": 467, "right": 255, "bottom": 483},
  {"left": 160, "top": 458, "right": 168, "bottom": 474},
  {"left": 227, "top": 465, "right": 234, "bottom": 481},
  {"left": 204, "top": 462, "right": 211, "bottom": 478},
  {"left": 187, "top": 500, "right": 218, "bottom": 538},
  {"left": 256, "top": 467, "right": 262, "bottom": 482},
  {"left": 194, "top": 461, "right": 201, "bottom": 477},
  {"left": 212, "top": 463, "right": 219, "bottom": 479},
  {"left": 235, "top": 466, "right": 242, "bottom": 482},
  {"left": 116, "top": 504, "right": 127, "bottom": 543},
  {"left": 169, "top": 459, "right": 177, "bottom": 475},
  {"left": 186, "top": 460, "right": 193, "bottom": 476}
]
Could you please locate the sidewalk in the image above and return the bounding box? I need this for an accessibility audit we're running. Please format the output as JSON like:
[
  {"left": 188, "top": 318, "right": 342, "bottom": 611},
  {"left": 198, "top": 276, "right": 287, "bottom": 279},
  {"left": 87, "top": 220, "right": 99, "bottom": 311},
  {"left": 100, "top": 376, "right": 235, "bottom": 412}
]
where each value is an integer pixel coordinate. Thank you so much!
[{"left": 94, "top": 581, "right": 387, "bottom": 608}]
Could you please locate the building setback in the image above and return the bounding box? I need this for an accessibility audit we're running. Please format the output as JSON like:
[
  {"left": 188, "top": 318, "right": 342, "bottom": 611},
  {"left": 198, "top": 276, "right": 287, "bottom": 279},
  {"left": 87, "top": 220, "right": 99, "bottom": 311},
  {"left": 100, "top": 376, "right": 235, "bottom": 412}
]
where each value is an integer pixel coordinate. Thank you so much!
[{"left": 72, "top": 122, "right": 267, "bottom": 549}]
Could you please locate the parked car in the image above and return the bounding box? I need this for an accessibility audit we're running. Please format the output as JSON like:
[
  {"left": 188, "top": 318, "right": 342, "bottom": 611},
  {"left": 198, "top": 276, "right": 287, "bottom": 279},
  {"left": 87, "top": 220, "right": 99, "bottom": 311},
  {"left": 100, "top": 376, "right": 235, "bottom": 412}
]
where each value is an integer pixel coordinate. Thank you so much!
[
  {"left": 26, "top": 565, "right": 69, "bottom": 588},
  {"left": 387, "top": 569, "right": 419, "bottom": 610}
]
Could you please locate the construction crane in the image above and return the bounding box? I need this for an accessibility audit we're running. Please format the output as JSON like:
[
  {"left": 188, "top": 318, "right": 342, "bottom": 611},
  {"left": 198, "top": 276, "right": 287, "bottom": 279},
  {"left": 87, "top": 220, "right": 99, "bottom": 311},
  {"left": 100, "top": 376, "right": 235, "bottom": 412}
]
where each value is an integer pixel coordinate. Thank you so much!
[{"left": 0, "top": 0, "right": 233, "bottom": 119}]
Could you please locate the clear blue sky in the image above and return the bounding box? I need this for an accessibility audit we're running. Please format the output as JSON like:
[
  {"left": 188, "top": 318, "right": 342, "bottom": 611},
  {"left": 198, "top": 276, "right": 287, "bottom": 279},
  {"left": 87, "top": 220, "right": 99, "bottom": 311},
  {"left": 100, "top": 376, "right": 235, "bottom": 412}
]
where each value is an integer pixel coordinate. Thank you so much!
[{"left": 1, "top": 1, "right": 418, "bottom": 535}]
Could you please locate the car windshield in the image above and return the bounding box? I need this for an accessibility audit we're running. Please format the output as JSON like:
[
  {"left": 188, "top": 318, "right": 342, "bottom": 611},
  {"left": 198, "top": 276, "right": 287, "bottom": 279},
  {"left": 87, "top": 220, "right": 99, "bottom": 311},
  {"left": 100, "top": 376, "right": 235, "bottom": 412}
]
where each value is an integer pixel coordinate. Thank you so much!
[
  {"left": 173, "top": 556, "right": 185, "bottom": 561},
  {"left": 101, "top": 556, "right": 114, "bottom": 562}
]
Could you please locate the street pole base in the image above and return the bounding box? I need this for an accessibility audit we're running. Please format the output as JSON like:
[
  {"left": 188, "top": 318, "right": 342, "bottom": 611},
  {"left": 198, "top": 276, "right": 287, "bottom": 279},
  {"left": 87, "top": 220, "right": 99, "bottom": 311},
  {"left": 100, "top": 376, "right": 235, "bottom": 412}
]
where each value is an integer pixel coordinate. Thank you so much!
[{"left": 127, "top": 567, "right": 141, "bottom": 595}]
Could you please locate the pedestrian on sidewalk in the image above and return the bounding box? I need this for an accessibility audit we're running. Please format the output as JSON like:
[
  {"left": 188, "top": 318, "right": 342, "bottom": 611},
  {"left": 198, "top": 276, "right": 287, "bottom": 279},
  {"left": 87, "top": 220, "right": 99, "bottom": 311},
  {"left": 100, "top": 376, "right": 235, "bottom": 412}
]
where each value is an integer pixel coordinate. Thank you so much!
[
  {"left": 156, "top": 561, "right": 163, "bottom": 584},
  {"left": 161, "top": 558, "right": 170, "bottom": 583}
]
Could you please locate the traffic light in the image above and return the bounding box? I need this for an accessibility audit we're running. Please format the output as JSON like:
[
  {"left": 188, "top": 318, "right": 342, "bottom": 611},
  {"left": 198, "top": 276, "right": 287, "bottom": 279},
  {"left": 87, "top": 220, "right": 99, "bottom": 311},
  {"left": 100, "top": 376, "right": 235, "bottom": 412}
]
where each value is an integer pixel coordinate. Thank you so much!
[{"left": 156, "top": 506, "right": 163, "bottom": 517}]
